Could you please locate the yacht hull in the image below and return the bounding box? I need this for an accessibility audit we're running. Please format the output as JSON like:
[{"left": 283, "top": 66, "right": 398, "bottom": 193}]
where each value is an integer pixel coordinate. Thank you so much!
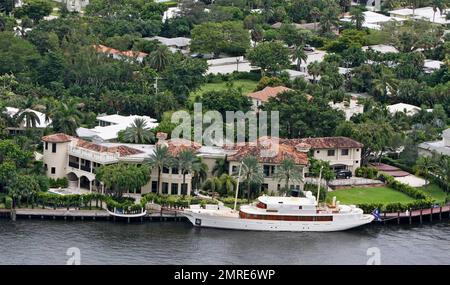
[{"left": 183, "top": 210, "right": 374, "bottom": 232}]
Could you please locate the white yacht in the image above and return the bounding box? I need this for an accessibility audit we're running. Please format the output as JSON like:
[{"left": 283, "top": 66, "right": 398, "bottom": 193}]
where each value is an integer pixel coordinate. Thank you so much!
[{"left": 183, "top": 192, "right": 374, "bottom": 232}]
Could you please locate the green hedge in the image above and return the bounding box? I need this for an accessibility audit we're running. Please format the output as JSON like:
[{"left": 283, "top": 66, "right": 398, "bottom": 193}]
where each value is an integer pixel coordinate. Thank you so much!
[
  {"left": 355, "top": 167, "right": 379, "bottom": 179},
  {"left": 141, "top": 193, "right": 217, "bottom": 208},
  {"left": 4, "top": 196, "right": 12, "bottom": 209},
  {"left": 48, "top": 177, "right": 69, "bottom": 188}
]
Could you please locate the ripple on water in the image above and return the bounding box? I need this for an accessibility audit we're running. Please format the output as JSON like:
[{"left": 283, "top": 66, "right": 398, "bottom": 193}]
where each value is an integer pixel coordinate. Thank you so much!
[{"left": 0, "top": 220, "right": 449, "bottom": 265}]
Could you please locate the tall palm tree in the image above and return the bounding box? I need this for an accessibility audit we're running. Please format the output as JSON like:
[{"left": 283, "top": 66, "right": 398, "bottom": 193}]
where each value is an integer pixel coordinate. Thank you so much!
[
  {"left": 371, "top": 69, "right": 398, "bottom": 101},
  {"left": 219, "top": 173, "right": 237, "bottom": 196},
  {"left": 431, "top": 0, "right": 447, "bottom": 22},
  {"left": 177, "top": 149, "right": 197, "bottom": 194},
  {"left": 307, "top": 61, "right": 321, "bottom": 83},
  {"left": 350, "top": 7, "right": 365, "bottom": 30},
  {"left": 240, "top": 156, "right": 264, "bottom": 202},
  {"left": 292, "top": 45, "right": 308, "bottom": 71},
  {"left": 274, "top": 158, "right": 304, "bottom": 196},
  {"left": 212, "top": 157, "right": 228, "bottom": 176},
  {"left": 146, "top": 145, "right": 172, "bottom": 194},
  {"left": 123, "top": 118, "right": 155, "bottom": 144},
  {"left": 192, "top": 157, "right": 209, "bottom": 193},
  {"left": 415, "top": 156, "right": 435, "bottom": 188},
  {"left": 50, "top": 101, "right": 83, "bottom": 135},
  {"left": 147, "top": 44, "right": 171, "bottom": 72},
  {"left": 436, "top": 155, "right": 450, "bottom": 192},
  {"left": 14, "top": 108, "right": 40, "bottom": 128}
]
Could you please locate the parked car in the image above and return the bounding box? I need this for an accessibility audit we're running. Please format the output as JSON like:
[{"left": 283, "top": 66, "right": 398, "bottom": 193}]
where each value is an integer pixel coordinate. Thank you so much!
[
  {"left": 335, "top": 170, "right": 352, "bottom": 179},
  {"left": 304, "top": 45, "right": 315, "bottom": 52}
]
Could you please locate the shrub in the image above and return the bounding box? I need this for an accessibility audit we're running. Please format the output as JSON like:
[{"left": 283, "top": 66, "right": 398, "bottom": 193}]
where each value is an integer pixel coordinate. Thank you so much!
[
  {"left": 48, "top": 177, "right": 68, "bottom": 188},
  {"left": 355, "top": 167, "right": 379, "bottom": 179},
  {"left": 4, "top": 196, "right": 13, "bottom": 209}
]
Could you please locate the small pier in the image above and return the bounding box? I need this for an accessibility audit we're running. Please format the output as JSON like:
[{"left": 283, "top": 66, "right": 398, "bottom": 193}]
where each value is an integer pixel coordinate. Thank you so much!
[{"left": 380, "top": 205, "right": 450, "bottom": 225}]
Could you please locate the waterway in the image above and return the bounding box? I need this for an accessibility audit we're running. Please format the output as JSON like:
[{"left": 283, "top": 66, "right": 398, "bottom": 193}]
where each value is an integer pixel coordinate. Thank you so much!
[{"left": 0, "top": 220, "right": 449, "bottom": 265}]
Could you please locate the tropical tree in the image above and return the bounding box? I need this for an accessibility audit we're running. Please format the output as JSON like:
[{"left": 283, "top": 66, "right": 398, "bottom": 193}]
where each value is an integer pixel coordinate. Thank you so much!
[
  {"left": 8, "top": 175, "right": 40, "bottom": 208},
  {"left": 246, "top": 41, "right": 291, "bottom": 76},
  {"left": 218, "top": 173, "right": 236, "bottom": 196},
  {"left": 212, "top": 157, "right": 229, "bottom": 176},
  {"left": 415, "top": 155, "right": 436, "bottom": 188},
  {"left": 14, "top": 108, "right": 40, "bottom": 129},
  {"left": 50, "top": 101, "right": 83, "bottom": 135},
  {"left": 239, "top": 156, "right": 264, "bottom": 201},
  {"left": 146, "top": 44, "right": 171, "bottom": 72},
  {"left": 123, "top": 118, "right": 155, "bottom": 144},
  {"left": 192, "top": 157, "right": 208, "bottom": 192},
  {"left": 435, "top": 155, "right": 450, "bottom": 192},
  {"left": 308, "top": 158, "right": 336, "bottom": 184},
  {"left": 371, "top": 68, "right": 398, "bottom": 101},
  {"left": 350, "top": 7, "right": 365, "bottom": 30},
  {"left": 274, "top": 158, "right": 304, "bottom": 196},
  {"left": 292, "top": 45, "right": 307, "bottom": 71},
  {"left": 431, "top": 0, "right": 447, "bottom": 22},
  {"left": 307, "top": 61, "right": 321, "bottom": 83},
  {"left": 96, "top": 164, "right": 150, "bottom": 197},
  {"left": 146, "top": 145, "right": 172, "bottom": 194},
  {"left": 177, "top": 149, "right": 197, "bottom": 194}
]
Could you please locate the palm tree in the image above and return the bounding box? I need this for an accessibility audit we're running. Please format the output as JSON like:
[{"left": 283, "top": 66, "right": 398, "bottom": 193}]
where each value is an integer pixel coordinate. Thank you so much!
[
  {"left": 436, "top": 155, "right": 450, "bottom": 192},
  {"left": 431, "top": 0, "right": 447, "bottom": 22},
  {"left": 415, "top": 156, "right": 436, "bottom": 188},
  {"left": 146, "top": 145, "right": 172, "bottom": 194},
  {"left": 177, "top": 149, "right": 197, "bottom": 195},
  {"left": 274, "top": 158, "right": 304, "bottom": 196},
  {"left": 310, "top": 7, "right": 321, "bottom": 31},
  {"left": 350, "top": 7, "right": 365, "bottom": 30},
  {"left": 50, "top": 102, "right": 83, "bottom": 135},
  {"left": 147, "top": 44, "right": 171, "bottom": 72},
  {"left": 292, "top": 45, "right": 308, "bottom": 71},
  {"left": 307, "top": 61, "right": 321, "bottom": 83},
  {"left": 219, "top": 173, "right": 236, "bottom": 196},
  {"left": 240, "top": 156, "right": 264, "bottom": 202},
  {"left": 123, "top": 118, "right": 155, "bottom": 144},
  {"left": 192, "top": 157, "right": 208, "bottom": 193},
  {"left": 14, "top": 108, "right": 40, "bottom": 128},
  {"left": 371, "top": 69, "right": 398, "bottom": 101},
  {"left": 212, "top": 157, "right": 228, "bottom": 176}
]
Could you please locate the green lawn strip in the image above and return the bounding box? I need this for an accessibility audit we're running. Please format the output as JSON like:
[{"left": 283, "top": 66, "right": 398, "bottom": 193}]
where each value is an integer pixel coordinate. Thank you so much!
[
  {"left": 329, "top": 186, "right": 416, "bottom": 205},
  {"left": 418, "top": 184, "right": 448, "bottom": 204},
  {"left": 189, "top": 79, "right": 258, "bottom": 102}
]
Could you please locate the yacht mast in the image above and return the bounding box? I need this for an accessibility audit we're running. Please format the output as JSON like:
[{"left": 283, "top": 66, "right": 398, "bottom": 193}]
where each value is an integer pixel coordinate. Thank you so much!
[{"left": 233, "top": 161, "right": 243, "bottom": 211}]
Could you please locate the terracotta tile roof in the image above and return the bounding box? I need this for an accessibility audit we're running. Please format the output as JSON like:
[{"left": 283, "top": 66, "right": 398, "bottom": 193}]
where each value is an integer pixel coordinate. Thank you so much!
[
  {"left": 76, "top": 140, "right": 143, "bottom": 156},
  {"left": 159, "top": 138, "right": 202, "bottom": 156},
  {"left": 42, "top": 133, "right": 73, "bottom": 143},
  {"left": 227, "top": 137, "right": 308, "bottom": 165},
  {"left": 285, "top": 137, "right": 363, "bottom": 149},
  {"left": 93, "top": 45, "right": 148, "bottom": 59},
  {"left": 247, "top": 86, "right": 293, "bottom": 102}
]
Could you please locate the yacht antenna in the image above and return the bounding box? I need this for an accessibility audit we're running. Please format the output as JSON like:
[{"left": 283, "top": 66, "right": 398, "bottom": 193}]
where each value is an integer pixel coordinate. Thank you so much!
[
  {"left": 234, "top": 161, "right": 243, "bottom": 211},
  {"left": 316, "top": 166, "right": 323, "bottom": 207}
]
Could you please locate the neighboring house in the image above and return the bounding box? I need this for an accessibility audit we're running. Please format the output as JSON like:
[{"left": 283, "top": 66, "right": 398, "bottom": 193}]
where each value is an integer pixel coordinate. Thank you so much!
[
  {"left": 423, "top": 60, "right": 444, "bottom": 74},
  {"left": 362, "top": 44, "right": 399, "bottom": 54},
  {"left": 93, "top": 45, "right": 148, "bottom": 63},
  {"left": 341, "top": 11, "right": 404, "bottom": 30},
  {"left": 247, "top": 86, "right": 294, "bottom": 111},
  {"left": 41, "top": 134, "right": 363, "bottom": 195},
  {"left": 389, "top": 7, "right": 450, "bottom": 25},
  {"left": 271, "top": 22, "right": 339, "bottom": 34},
  {"left": 144, "top": 36, "right": 191, "bottom": 54},
  {"left": 4, "top": 107, "right": 51, "bottom": 134},
  {"left": 286, "top": 137, "right": 363, "bottom": 175},
  {"left": 76, "top": 114, "right": 158, "bottom": 142},
  {"left": 386, "top": 103, "right": 432, "bottom": 117},
  {"left": 418, "top": 128, "right": 450, "bottom": 157},
  {"left": 329, "top": 98, "right": 364, "bottom": 121},
  {"left": 54, "top": 0, "right": 89, "bottom": 13},
  {"left": 206, "top": 56, "right": 257, "bottom": 75}
]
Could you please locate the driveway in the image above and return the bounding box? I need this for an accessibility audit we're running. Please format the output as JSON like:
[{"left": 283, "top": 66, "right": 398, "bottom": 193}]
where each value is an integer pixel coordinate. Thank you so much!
[{"left": 394, "top": 175, "right": 427, "bottom": 187}]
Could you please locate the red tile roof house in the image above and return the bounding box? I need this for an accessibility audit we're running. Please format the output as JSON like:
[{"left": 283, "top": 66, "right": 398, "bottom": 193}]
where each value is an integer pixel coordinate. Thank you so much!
[
  {"left": 247, "top": 86, "right": 312, "bottom": 111},
  {"left": 93, "top": 45, "right": 148, "bottom": 63},
  {"left": 41, "top": 133, "right": 362, "bottom": 196}
]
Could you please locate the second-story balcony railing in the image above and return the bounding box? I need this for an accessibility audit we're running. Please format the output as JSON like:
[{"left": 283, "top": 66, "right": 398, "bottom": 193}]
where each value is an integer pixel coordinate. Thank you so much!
[{"left": 68, "top": 144, "right": 120, "bottom": 164}]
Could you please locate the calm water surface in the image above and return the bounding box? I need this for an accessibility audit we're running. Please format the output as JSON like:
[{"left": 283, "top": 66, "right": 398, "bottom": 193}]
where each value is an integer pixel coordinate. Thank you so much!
[{"left": 0, "top": 219, "right": 449, "bottom": 265}]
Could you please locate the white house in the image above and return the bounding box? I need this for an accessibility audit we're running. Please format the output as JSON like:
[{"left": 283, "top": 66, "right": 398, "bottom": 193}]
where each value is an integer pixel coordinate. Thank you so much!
[
  {"left": 389, "top": 7, "right": 450, "bottom": 25},
  {"left": 386, "top": 103, "right": 431, "bottom": 116},
  {"left": 418, "top": 128, "right": 450, "bottom": 157},
  {"left": 76, "top": 114, "right": 158, "bottom": 142},
  {"left": 4, "top": 107, "right": 51, "bottom": 134},
  {"left": 329, "top": 98, "right": 364, "bottom": 121}
]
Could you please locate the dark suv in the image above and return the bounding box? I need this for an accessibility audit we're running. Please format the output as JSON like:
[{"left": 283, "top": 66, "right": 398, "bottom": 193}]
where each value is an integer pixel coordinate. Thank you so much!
[{"left": 335, "top": 170, "right": 352, "bottom": 179}]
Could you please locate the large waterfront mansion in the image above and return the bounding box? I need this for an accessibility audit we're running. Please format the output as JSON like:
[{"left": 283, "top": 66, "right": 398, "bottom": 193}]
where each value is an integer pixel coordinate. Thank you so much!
[{"left": 41, "top": 133, "right": 363, "bottom": 195}]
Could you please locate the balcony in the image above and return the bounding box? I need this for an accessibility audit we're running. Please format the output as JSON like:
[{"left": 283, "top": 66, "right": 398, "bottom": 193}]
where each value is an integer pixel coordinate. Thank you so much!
[{"left": 68, "top": 144, "right": 119, "bottom": 164}]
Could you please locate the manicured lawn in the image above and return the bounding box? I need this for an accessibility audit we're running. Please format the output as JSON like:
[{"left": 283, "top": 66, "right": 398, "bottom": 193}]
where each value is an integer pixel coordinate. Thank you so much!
[
  {"left": 190, "top": 79, "right": 258, "bottom": 102},
  {"left": 329, "top": 186, "right": 416, "bottom": 205},
  {"left": 419, "top": 184, "right": 448, "bottom": 204}
]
